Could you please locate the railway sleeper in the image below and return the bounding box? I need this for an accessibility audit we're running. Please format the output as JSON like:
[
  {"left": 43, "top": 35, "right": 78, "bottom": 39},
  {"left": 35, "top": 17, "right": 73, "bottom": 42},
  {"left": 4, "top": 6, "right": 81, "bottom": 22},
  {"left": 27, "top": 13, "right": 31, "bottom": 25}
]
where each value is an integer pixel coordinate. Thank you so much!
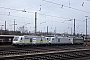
[
  {"left": 72, "top": 52, "right": 87, "bottom": 57},
  {"left": 62, "top": 53, "right": 77, "bottom": 57}
]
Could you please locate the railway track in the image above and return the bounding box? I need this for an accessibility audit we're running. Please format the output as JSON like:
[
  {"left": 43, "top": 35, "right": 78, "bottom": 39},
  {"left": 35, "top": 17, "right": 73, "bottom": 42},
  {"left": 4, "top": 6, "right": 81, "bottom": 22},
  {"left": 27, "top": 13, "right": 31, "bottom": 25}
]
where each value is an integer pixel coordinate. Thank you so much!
[
  {"left": 0, "top": 49, "right": 90, "bottom": 60},
  {"left": 0, "top": 45, "right": 87, "bottom": 56},
  {"left": 0, "top": 45, "right": 90, "bottom": 60}
]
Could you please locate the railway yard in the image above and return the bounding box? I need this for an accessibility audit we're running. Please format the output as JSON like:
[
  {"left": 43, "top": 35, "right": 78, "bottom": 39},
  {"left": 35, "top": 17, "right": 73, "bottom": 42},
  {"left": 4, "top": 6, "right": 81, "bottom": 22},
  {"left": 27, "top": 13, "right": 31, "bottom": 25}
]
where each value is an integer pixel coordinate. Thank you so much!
[
  {"left": 0, "top": 44, "right": 90, "bottom": 60},
  {"left": 0, "top": 35, "right": 89, "bottom": 60},
  {"left": 0, "top": 0, "right": 90, "bottom": 59}
]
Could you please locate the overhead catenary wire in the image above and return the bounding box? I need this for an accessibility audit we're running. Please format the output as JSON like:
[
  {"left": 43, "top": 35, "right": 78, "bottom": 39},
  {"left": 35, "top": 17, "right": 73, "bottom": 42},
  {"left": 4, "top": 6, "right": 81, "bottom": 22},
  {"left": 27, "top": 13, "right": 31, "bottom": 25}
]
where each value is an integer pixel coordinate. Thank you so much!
[
  {"left": 38, "top": 13, "right": 72, "bottom": 20},
  {"left": 87, "top": 0, "right": 90, "bottom": 1},
  {"left": 0, "top": 6, "right": 73, "bottom": 20},
  {"left": 0, "top": 10, "right": 84, "bottom": 22},
  {"left": 0, "top": 6, "right": 34, "bottom": 14},
  {"left": 42, "top": 0, "right": 90, "bottom": 13},
  {"left": 0, "top": 13, "right": 33, "bottom": 19},
  {"left": 0, "top": 6, "right": 87, "bottom": 22}
]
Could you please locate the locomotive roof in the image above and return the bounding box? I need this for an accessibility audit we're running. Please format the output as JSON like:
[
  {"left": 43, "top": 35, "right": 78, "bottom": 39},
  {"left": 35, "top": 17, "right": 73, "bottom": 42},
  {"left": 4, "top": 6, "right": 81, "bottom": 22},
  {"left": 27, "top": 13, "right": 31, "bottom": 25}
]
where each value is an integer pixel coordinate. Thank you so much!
[
  {"left": 0, "top": 35, "right": 17, "bottom": 37},
  {"left": 24, "top": 35, "right": 45, "bottom": 38}
]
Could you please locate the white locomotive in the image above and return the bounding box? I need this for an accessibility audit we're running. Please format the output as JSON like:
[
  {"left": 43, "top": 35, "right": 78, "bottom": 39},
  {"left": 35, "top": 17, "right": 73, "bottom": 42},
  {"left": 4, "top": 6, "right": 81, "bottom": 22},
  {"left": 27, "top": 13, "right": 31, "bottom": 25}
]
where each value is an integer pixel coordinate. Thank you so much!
[{"left": 12, "top": 35, "right": 84, "bottom": 46}]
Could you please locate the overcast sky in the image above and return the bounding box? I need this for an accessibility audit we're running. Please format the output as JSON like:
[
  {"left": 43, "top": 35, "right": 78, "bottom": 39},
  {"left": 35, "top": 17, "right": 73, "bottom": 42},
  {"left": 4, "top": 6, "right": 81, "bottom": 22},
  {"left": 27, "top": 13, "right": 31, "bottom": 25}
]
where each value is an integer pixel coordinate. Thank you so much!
[{"left": 0, "top": 0, "right": 90, "bottom": 34}]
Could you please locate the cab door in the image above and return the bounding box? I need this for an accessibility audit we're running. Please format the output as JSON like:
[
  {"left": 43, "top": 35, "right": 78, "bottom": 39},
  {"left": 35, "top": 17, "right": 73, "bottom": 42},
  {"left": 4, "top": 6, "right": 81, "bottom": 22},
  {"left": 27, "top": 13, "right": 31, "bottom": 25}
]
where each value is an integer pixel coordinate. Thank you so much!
[
  {"left": 30, "top": 38, "right": 32, "bottom": 44},
  {"left": 19, "top": 37, "right": 24, "bottom": 45}
]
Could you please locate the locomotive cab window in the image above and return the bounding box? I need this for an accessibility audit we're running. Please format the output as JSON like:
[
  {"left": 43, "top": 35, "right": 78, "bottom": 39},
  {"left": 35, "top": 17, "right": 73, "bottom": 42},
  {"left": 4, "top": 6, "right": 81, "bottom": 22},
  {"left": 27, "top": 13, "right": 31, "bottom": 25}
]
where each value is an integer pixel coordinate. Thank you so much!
[{"left": 13, "top": 37, "right": 19, "bottom": 41}]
